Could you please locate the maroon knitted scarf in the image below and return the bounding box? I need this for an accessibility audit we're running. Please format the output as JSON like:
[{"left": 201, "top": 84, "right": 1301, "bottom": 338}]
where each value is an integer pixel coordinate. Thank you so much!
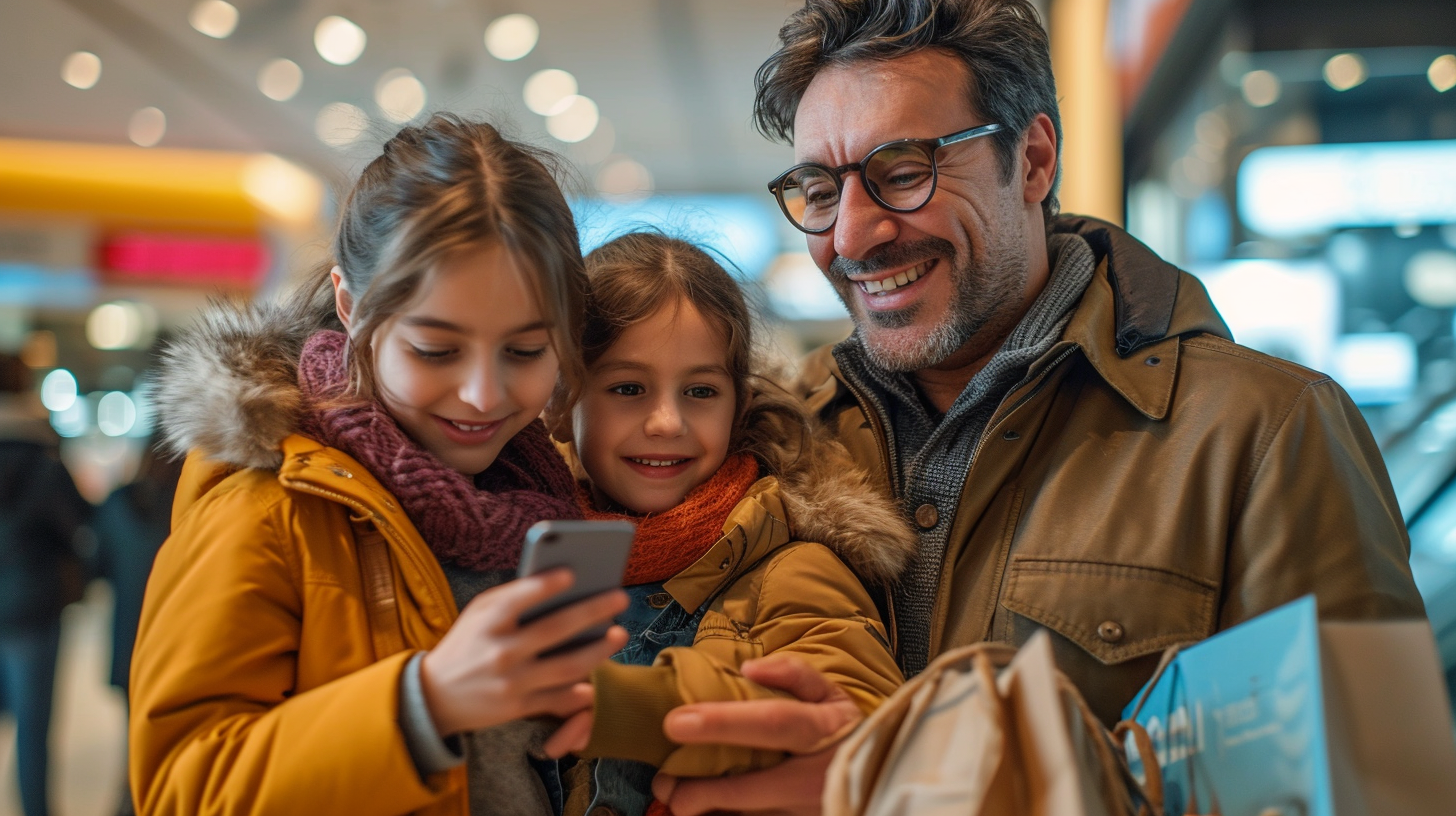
[{"left": 295, "top": 330, "right": 580, "bottom": 571}]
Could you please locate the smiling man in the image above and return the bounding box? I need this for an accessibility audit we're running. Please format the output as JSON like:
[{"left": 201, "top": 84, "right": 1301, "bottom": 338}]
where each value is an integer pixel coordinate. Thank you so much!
[{"left": 652, "top": 2, "right": 1426, "bottom": 814}]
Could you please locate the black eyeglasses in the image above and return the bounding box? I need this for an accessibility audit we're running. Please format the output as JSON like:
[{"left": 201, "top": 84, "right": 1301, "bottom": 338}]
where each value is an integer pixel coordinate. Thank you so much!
[{"left": 766, "top": 123, "right": 1004, "bottom": 234}]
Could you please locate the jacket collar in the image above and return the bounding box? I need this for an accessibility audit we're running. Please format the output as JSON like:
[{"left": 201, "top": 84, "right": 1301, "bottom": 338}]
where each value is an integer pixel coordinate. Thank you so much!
[
  {"left": 275, "top": 434, "right": 409, "bottom": 523},
  {"left": 664, "top": 477, "right": 790, "bottom": 613},
  {"left": 275, "top": 434, "right": 458, "bottom": 627},
  {"left": 1052, "top": 215, "right": 1232, "bottom": 420}
]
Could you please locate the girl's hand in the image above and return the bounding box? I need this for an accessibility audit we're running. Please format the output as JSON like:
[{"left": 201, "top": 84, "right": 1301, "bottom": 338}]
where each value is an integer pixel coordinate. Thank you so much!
[
  {"left": 543, "top": 707, "right": 595, "bottom": 758},
  {"left": 419, "top": 568, "right": 628, "bottom": 736}
]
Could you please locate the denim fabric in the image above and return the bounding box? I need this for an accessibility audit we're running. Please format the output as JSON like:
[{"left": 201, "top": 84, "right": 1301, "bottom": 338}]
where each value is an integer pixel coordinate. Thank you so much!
[
  {"left": 0, "top": 618, "right": 62, "bottom": 816},
  {"left": 551, "top": 582, "right": 706, "bottom": 816}
]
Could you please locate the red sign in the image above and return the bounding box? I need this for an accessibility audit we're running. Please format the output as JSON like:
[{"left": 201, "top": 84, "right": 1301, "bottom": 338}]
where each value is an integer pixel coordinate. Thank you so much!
[{"left": 98, "top": 233, "right": 270, "bottom": 288}]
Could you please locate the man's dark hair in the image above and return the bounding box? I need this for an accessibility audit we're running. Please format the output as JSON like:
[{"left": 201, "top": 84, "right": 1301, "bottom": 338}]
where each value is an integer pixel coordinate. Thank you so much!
[{"left": 754, "top": 0, "right": 1062, "bottom": 221}]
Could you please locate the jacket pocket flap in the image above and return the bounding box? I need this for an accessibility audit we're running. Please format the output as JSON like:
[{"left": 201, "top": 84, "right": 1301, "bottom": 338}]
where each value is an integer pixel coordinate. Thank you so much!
[{"left": 1001, "top": 557, "right": 1217, "bottom": 665}]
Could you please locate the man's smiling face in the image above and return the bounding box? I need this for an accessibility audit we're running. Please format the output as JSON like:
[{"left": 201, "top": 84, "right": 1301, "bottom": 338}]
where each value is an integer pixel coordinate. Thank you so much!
[{"left": 792, "top": 50, "right": 1046, "bottom": 374}]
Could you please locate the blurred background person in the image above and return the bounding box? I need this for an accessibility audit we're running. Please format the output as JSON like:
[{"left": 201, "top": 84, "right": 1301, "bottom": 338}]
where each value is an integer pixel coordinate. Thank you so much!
[
  {"left": 91, "top": 442, "right": 180, "bottom": 816},
  {"left": 0, "top": 352, "right": 91, "bottom": 816}
]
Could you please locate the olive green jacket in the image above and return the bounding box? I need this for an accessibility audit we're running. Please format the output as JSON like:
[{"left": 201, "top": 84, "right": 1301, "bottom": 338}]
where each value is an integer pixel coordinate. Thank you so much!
[{"left": 795, "top": 215, "right": 1426, "bottom": 724}]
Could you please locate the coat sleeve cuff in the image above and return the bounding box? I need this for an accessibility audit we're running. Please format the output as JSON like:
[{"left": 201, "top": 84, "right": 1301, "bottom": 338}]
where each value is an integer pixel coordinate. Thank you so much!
[
  {"left": 399, "top": 651, "right": 464, "bottom": 776},
  {"left": 580, "top": 661, "right": 683, "bottom": 766}
]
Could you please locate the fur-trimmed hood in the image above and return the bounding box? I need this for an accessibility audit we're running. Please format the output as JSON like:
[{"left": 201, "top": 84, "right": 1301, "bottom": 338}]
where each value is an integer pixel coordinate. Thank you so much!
[
  {"left": 738, "top": 385, "right": 915, "bottom": 586},
  {"left": 153, "top": 295, "right": 338, "bottom": 471}
]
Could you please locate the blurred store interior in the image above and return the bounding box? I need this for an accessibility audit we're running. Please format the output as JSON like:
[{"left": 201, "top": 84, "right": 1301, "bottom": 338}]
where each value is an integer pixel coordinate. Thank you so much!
[{"left": 1, "top": 0, "right": 1455, "bottom": 812}]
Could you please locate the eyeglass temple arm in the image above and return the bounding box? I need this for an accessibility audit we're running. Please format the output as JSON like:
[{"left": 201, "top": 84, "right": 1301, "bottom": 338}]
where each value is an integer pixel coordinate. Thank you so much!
[{"left": 936, "top": 123, "right": 1004, "bottom": 149}]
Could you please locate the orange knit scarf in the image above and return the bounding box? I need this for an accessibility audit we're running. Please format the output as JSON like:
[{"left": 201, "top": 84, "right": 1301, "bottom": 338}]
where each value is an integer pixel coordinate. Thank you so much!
[{"left": 580, "top": 453, "right": 761, "bottom": 585}]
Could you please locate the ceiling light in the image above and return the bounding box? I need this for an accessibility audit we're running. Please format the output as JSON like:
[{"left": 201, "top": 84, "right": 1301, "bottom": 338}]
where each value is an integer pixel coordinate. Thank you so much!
[
  {"left": 40, "top": 369, "right": 78, "bottom": 412},
  {"left": 242, "top": 154, "right": 324, "bottom": 224},
  {"left": 375, "top": 69, "right": 426, "bottom": 123},
  {"left": 1241, "top": 70, "right": 1280, "bottom": 108},
  {"left": 258, "top": 58, "right": 303, "bottom": 101},
  {"left": 524, "top": 69, "right": 577, "bottom": 115},
  {"left": 484, "top": 14, "right": 538, "bottom": 61},
  {"left": 128, "top": 107, "right": 166, "bottom": 147},
  {"left": 98, "top": 392, "right": 137, "bottom": 437},
  {"left": 315, "top": 16, "right": 366, "bottom": 66},
  {"left": 546, "top": 95, "right": 598, "bottom": 143},
  {"left": 1194, "top": 110, "right": 1229, "bottom": 150},
  {"left": 189, "top": 0, "right": 239, "bottom": 39},
  {"left": 1323, "top": 53, "right": 1367, "bottom": 92},
  {"left": 1405, "top": 249, "right": 1456, "bottom": 308},
  {"left": 596, "top": 155, "right": 653, "bottom": 202},
  {"left": 315, "top": 102, "right": 368, "bottom": 147},
  {"left": 87, "top": 302, "right": 146, "bottom": 349},
  {"left": 1431, "top": 55, "right": 1456, "bottom": 93},
  {"left": 62, "top": 51, "right": 101, "bottom": 89}
]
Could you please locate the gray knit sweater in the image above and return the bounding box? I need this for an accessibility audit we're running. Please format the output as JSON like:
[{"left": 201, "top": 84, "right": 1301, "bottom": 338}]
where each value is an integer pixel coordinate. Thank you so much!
[{"left": 834, "top": 233, "right": 1097, "bottom": 676}]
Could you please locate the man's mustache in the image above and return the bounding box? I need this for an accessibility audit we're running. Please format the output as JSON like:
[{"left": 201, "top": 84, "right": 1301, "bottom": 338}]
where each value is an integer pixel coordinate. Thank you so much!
[{"left": 828, "top": 237, "right": 956, "bottom": 279}]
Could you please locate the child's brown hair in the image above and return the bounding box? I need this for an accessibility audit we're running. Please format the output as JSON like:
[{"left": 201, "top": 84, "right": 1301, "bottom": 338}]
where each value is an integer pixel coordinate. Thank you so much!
[{"left": 571, "top": 232, "right": 811, "bottom": 470}]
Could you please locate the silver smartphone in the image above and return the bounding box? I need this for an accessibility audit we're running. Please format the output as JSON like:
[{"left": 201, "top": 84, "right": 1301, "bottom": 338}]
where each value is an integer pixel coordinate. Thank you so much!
[{"left": 516, "top": 519, "right": 635, "bottom": 656}]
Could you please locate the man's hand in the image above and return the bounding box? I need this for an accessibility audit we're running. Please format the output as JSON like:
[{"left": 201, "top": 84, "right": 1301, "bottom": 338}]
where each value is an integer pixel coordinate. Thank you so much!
[{"left": 651, "top": 654, "right": 865, "bottom": 816}]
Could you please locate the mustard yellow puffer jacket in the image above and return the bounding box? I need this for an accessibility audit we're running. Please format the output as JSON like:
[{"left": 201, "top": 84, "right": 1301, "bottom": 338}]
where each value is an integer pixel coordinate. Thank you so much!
[
  {"left": 133, "top": 300, "right": 476, "bottom": 816},
  {"left": 132, "top": 435, "right": 468, "bottom": 816}
]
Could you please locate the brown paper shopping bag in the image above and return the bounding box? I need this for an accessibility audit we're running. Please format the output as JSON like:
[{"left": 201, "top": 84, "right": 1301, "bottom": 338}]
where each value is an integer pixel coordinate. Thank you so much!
[{"left": 824, "top": 630, "right": 1151, "bottom": 816}]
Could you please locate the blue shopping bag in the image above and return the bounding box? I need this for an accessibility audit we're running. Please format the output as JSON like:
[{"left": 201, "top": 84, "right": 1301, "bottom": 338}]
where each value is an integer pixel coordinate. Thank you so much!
[{"left": 1120, "top": 595, "right": 1456, "bottom": 816}]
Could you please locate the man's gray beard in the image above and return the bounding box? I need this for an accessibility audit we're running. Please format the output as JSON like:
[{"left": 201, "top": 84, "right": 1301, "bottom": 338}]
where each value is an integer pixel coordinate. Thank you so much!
[
  {"left": 832, "top": 235, "right": 1025, "bottom": 373},
  {"left": 857, "top": 298, "right": 976, "bottom": 372}
]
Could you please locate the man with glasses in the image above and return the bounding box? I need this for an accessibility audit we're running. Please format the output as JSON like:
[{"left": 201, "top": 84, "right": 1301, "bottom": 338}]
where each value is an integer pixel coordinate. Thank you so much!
[{"left": 651, "top": 1, "right": 1425, "bottom": 814}]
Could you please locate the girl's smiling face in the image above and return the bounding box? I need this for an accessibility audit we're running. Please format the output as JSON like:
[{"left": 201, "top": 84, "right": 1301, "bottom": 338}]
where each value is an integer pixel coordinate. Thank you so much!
[
  {"left": 572, "top": 297, "right": 736, "bottom": 514},
  {"left": 354, "top": 242, "right": 560, "bottom": 475}
]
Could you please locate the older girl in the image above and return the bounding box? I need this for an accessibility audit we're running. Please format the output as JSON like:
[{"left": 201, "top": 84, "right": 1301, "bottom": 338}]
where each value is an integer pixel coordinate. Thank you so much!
[
  {"left": 544, "top": 233, "right": 913, "bottom": 816},
  {"left": 133, "top": 115, "right": 626, "bottom": 816}
]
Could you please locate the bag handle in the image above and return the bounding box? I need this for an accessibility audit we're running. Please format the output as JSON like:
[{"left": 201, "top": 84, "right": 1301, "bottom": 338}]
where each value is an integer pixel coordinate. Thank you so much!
[
  {"left": 1127, "top": 645, "right": 1181, "bottom": 722},
  {"left": 354, "top": 515, "right": 406, "bottom": 659},
  {"left": 1115, "top": 645, "right": 1225, "bottom": 816},
  {"left": 1112, "top": 717, "right": 1165, "bottom": 815}
]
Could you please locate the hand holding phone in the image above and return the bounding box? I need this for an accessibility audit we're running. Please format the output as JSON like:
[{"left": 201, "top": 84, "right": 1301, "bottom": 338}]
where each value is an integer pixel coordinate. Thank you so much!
[
  {"left": 417, "top": 521, "right": 632, "bottom": 736},
  {"left": 517, "top": 520, "right": 635, "bottom": 656}
]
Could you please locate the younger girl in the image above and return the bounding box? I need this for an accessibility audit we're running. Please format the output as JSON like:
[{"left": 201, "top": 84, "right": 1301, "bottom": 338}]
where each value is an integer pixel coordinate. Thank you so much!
[
  {"left": 134, "top": 115, "right": 627, "bottom": 816},
  {"left": 544, "top": 233, "right": 915, "bottom": 816}
]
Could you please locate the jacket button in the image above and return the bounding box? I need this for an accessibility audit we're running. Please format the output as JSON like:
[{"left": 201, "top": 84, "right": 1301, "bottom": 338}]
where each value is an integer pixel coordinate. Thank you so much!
[
  {"left": 1097, "top": 620, "right": 1125, "bottom": 643},
  {"left": 914, "top": 503, "right": 939, "bottom": 529},
  {"left": 1002, "top": 430, "right": 1021, "bottom": 441},
  {"left": 1145, "top": 356, "right": 1162, "bottom": 366},
  {"left": 330, "top": 466, "right": 353, "bottom": 478},
  {"left": 646, "top": 592, "right": 673, "bottom": 609}
]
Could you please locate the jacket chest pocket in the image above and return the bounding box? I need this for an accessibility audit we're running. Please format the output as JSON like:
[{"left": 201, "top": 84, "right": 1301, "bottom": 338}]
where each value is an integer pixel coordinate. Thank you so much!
[{"left": 998, "top": 556, "right": 1217, "bottom": 665}]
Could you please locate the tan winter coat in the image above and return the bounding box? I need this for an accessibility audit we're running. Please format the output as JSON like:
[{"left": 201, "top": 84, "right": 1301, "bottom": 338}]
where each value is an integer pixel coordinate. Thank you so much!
[
  {"left": 564, "top": 424, "right": 915, "bottom": 776},
  {"left": 796, "top": 215, "right": 1426, "bottom": 724}
]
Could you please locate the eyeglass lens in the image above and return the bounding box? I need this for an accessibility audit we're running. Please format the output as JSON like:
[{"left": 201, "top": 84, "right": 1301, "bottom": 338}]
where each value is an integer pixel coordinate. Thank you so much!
[{"left": 778, "top": 142, "right": 937, "bottom": 231}]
